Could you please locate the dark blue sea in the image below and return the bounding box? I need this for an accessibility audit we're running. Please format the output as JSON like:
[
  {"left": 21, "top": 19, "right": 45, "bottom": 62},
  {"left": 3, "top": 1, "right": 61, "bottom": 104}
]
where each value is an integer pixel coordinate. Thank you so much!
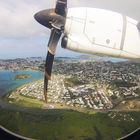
[{"left": 0, "top": 71, "right": 43, "bottom": 97}]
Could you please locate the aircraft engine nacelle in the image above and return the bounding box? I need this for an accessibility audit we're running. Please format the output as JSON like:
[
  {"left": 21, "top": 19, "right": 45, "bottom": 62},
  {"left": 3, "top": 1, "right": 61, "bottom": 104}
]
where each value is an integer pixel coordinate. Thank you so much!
[
  {"left": 61, "top": 34, "right": 93, "bottom": 54},
  {"left": 61, "top": 34, "right": 113, "bottom": 56},
  {"left": 61, "top": 8, "right": 140, "bottom": 60}
]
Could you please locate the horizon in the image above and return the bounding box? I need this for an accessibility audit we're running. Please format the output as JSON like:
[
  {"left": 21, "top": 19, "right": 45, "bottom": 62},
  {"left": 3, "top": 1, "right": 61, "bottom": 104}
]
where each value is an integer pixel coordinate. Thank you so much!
[{"left": 0, "top": 54, "right": 128, "bottom": 63}]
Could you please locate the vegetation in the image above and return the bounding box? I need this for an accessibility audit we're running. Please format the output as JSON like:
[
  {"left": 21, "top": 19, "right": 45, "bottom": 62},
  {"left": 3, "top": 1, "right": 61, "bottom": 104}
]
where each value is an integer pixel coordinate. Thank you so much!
[
  {"left": 0, "top": 75, "right": 139, "bottom": 140},
  {"left": 0, "top": 105, "right": 140, "bottom": 140},
  {"left": 7, "top": 92, "right": 44, "bottom": 108},
  {"left": 14, "top": 74, "right": 31, "bottom": 80},
  {"left": 64, "top": 76, "right": 84, "bottom": 87}
]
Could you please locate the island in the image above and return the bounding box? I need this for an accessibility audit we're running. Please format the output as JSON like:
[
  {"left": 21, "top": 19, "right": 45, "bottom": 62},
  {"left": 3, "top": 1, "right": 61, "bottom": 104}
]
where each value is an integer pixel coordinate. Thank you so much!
[{"left": 14, "top": 74, "right": 31, "bottom": 80}]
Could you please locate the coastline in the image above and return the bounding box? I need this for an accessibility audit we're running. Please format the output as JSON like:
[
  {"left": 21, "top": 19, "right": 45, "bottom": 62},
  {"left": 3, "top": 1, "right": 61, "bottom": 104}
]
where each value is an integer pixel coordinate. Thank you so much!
[
  {"left": 6, "top": 79, "right": 104, "bottom": 113},
  {"left": 2, "top": 79, "right": 43, "bottom": 103},
  {"left": 0, "top": 70, "right": 43, "bottom": 98},
  {"left": 1, "top": 76, "right": 140, "bottom": 140},
  {"left": 0, "top": 60, "right": 140, "bottom": 139},
  {"left": 7, "top": 79, "right": 43, "bottom": 99},
  {"left": 2, "top": 86, "right": 140, "bottom": 140},
  {"left": 7, "top": 79, "right": 140, "bottom": 114},
  {"left": 1, "top": 70, "right": 139, "bottom": 113}
]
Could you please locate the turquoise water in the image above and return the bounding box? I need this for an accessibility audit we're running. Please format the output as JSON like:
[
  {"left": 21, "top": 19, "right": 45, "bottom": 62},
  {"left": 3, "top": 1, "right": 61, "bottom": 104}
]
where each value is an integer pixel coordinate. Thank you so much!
[{"left": 0, "top": 71, "right": 43, "bottom": 97}]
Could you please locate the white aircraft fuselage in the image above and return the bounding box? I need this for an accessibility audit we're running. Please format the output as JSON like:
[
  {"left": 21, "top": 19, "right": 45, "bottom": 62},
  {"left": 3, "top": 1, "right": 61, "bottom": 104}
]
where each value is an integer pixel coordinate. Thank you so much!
[{"left": 62, "top": 7, "right": 140, "bottom": 60}]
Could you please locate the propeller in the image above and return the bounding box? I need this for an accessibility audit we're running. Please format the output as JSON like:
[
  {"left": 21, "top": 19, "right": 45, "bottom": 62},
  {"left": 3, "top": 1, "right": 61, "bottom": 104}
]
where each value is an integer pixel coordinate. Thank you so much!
[{"left": 34, "top": 0, "right": 67, "bottom": 102}]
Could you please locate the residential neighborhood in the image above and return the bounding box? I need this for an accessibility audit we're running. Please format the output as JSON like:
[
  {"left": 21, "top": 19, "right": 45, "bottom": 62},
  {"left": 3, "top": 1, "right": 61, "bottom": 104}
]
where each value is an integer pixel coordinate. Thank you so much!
[{"left": 7, "top": 57, "right": 140, "bottom": 110}]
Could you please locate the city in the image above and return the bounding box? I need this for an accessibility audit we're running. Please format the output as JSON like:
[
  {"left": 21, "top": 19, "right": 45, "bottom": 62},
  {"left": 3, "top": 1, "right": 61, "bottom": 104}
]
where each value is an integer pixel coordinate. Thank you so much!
[{"left": 5, "top": 56, "right": 140, "bottom": 110}]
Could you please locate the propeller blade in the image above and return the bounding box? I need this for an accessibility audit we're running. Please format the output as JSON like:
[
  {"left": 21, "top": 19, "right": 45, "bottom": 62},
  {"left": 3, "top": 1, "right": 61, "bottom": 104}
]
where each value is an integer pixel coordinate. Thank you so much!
[
  {"left": 44, "top": 29, "right": 61, "bottom": 102},
  {"left": 34, "top": 1, "right": 67, "bottom": 102},
  {"left": 44, "top": 75, "right": 48, "bottom": 101},
  {"left": 55, "top": 0, "right": 67, "bottom": 17}
]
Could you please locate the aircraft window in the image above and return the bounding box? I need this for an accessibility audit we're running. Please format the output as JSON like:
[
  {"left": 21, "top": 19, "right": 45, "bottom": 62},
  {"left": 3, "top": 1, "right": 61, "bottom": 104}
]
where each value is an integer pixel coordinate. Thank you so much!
[{"left": 0, "top": 1, "right": 140, "bottom": 140}]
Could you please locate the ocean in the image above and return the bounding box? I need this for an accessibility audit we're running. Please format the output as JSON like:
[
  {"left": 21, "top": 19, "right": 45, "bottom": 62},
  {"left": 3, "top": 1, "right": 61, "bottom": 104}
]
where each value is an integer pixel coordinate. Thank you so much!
[{"left": 0, "top": 71, "right": 43, "bottom": 97}]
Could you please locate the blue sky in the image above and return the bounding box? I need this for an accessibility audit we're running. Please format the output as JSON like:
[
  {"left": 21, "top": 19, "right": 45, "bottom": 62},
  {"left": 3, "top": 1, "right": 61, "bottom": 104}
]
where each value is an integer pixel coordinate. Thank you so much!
[{"left": 0, "top": 0, "right": 140, "bottom": 59}]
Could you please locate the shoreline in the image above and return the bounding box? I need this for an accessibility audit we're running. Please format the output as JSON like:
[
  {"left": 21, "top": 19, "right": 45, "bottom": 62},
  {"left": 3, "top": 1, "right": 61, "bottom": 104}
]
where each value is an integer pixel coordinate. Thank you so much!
[
  {"left": 0, "top": 70, "right": 43, "bottom": 98},
  {"left": 1, "top": 78, "right": 140, "bottom": 140},
  {"left": 7, "top": 79, "right": 43, "bottom": 98},
  {"left": 7, "top": 79, "right": 140, "bottom": 114},
  {"left": 0, "top": 70, "right": 139, "bottom": 113},
  {"left": 6, "top": 79, "right": 107, "bottom": 114}
]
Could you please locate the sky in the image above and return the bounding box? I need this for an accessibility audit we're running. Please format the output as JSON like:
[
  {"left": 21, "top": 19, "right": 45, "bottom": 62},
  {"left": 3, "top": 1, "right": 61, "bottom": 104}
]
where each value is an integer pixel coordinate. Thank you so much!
[{"left": 0, "top": 0, "right": 140, "bottom": 59}]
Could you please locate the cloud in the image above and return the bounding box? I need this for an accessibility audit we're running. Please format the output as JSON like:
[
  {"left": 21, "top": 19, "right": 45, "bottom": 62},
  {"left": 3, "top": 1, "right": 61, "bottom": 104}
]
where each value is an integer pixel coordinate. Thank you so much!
[
  {"left": 69, "top": 0, "right": 140, "bottom": 20},
  {"left": 0, "top": 0, "right": 140, "bottom": 39},
  {"left": 0, "top": 0, "right": 54, "bottom": 38},
  {"left": 0, "top": 0, "right": 140, "bottom": 58}
]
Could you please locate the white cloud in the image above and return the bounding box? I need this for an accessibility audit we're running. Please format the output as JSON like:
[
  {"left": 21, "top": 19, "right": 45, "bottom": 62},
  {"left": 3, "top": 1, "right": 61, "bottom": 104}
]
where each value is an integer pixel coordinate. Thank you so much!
[
  {"left": 69, "top": 0, "right": 140, "bottom": 20},
  {"left": 0, "top": 0, "right": 54, "bottom": 38},
  {"left": 0, "top": 0, "right": 140, "bottom": 58},
  {"left": 0, "top": 0, "right": 140, "bottom": 39}
]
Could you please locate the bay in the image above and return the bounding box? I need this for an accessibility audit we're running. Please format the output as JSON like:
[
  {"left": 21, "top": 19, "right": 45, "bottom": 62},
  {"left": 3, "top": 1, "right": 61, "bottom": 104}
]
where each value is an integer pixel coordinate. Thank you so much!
[{"left": 0, "top": 71, "right": 43, "bottom": 97}]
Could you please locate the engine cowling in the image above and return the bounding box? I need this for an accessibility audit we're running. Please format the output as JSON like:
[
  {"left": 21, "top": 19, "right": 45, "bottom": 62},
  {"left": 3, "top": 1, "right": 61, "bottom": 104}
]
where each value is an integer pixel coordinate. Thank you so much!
[
  {"left": 61, "top": 7, "right": 140, "bottom": 59},
  {"left": 61, "top": 34, "right": 106, "bottom": 55}
]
